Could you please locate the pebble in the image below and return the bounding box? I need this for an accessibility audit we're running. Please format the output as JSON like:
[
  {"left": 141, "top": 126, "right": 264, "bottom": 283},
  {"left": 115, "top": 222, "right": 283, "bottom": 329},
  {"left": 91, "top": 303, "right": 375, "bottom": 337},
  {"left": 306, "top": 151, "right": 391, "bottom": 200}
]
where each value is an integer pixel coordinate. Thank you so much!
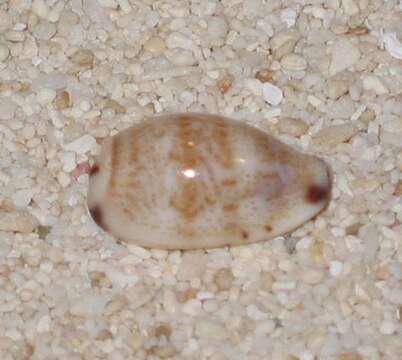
[
  {"left": 143, "top": 36, "right": 166, "bottom": 55},
  {"left": 57, "top": 172, "right": 71, "bottom": 187},
  {"left": 272, "top": 281, "right": 296, "bottom": 291},
  {"left": 337, "top": 353, "right": 363, "bottom": 360},
  {"left": 70, "top": 49, "right": 95, "bottom": 67},
  {"left": 0, "top": 210, "right": 39, "bottom": 233},
  {"left": 329, "top": 261, "right": 343, "bottom": 276},
  {"left": 20, "top": 289, "right": 33, "bottom": 302},
  {"left": 149, "top": 345, "right": 176, "bottom": 359},
  {"left": 329, "top": 97, "right": 356, "bottom": 119},
  {"left": 23, "top": 248, "right": 42, "bottom": 266},
  {"left": 33, "top": 22, "right": 57, "bottom": 41},
  {"left": 379, "top": 321, "right": 395, "bottom": 335},
  {"left": 329, "top": 39, "right": 360, "bottom": 76},
  {"left": 255, "top": 69, "right": 273, "bottom": 83},
  {"left": 207, "top": 16, "right": 228, "bottom": 41},
  {"left": 281, "top": 53, "right": 307, "bottom": 71},
  {"left": 214, "top": 268, "right": 234, "bottom": 290},
  {"left": 61, "top": 152, "right": 76, "bottom": 172},
  {"left": 116, "top": 0, "right": 131, "bottom": 13},
  {"left": 79, "top": 100, "right": 91, "bottom": 112},
  {"left": 165, "top": 48, "right": 196, "bottom": 66},
  {"left": 381, "top": 132, "right": 402, "bottom": 148},
  {"left": 54, "top": 90, "right": 71, "bottom": 110},
  {"left": 32, "top": 73, "right": 67, "bottom": 91},
  {"left": 36, "top": 315, "right": 51, "bottom": 333},
  {"left": 270, "top": 31, "right": 300, "bottom": 60},
  {"left": 262, "top": 82, "right": 283, "bottom": 106},
  {"left": 195, "top": 319, "right": 228, "bottom": 340},
  {"left": 0, "top": 10, "right": 12, "bottom": 32},
  {"left": 31, "top": 0, "right": 50, "bottom": 18},
  {"left": 327, "top": 79, "right": 349, "bottom": 100},
  {"left": 22, "top": 124, "right": 36, "bottom": 140},
  {"left": 5, "top": 30, "right": 25, "bottom": 42},
  {"left": 177, "top": 252, "right": 207, "bottom": 280},
  {"left": 342, "top": 0, "right": 359, "bottom": 15},
  {"left": 277, "top": 117, "right": 308, "bottom": 137},
  {"left": 13, "top": 189, "right": 34, "bottom": 208},
  {"left": 300, "top": 268, "right": 324, "bottom": 284},
  {"left": 127, "top": 245, "right": 151, "bottom": 259},
  {"left": 307, "top": 95, "right": 322, "bottom": 108},
  {"left": 87, "top": 113, "right": 331, "bottom": 249},
  {"left": 36, "top": 88, "right": 57, "bottom": 105},
  {"left": 0, "top": 43, "right": 10, "bottom": 62},
  {"left": 217, "top": 76, "right": 233, "bottom": 94},
  {"left": 166, "top": 32, "right": 194, "bottom": 50},
  {"left": 64, "top": 134, "right": 97, "bottom": 154},
  {"left": 246, "top": 304, "right": 269, "bottom": 320},
  {"left": 383, "top": 32, "right": 402, "bottom": 60},
  {"left": 312, "top": 124, "right": 359, "bottom": 147},
  {"left": 128, "top": 332, "right": 143, "bottom": 351},
  {"left": 255, "top": 319, "right": 276, "bottom": 335},
  {"left": 0, "top": 99, "right": 17, "bottom": 120},
  {"left": 182, "top": 299, "right": 202, "bottom": 316},
  {"left": 104, "top": 295, "right": 127, "bottom": 316},
  {"left": 280, "top": 8, "right": 297, "bottom": 28},
  {"left": 362, "top": 76, "right": 388, "bottom": 95}
]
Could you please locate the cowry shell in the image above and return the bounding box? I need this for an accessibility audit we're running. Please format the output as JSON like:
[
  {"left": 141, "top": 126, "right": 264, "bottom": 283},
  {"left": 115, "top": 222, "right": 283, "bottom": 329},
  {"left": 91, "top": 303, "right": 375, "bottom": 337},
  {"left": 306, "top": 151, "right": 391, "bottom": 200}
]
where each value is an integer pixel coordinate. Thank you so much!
[{"left": 87, "top": 113, "right": 331, "bottom": 250}]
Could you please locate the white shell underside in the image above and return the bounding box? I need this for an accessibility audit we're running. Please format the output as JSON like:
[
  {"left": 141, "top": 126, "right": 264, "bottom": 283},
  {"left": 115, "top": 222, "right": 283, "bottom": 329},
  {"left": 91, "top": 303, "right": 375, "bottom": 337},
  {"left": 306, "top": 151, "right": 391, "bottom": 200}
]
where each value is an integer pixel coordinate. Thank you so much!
[{"left": 87, "top": 113, "right": 331, "bottom": 249}]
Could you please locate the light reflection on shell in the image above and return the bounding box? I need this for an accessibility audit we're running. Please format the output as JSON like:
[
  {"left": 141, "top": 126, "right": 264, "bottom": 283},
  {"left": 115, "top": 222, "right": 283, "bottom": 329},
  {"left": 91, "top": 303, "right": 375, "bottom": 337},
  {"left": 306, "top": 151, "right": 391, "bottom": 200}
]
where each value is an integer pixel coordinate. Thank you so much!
[{"left": 87, "top": 113, "right": 331, "bottom": 249}]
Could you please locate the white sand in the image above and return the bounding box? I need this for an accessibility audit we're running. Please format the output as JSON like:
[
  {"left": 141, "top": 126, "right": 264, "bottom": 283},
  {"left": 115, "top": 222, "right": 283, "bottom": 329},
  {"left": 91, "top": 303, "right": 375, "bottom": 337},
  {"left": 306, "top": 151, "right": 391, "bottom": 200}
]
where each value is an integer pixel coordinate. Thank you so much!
[{"left": 0, "top": 0, "right": 401, "bottom": 359}]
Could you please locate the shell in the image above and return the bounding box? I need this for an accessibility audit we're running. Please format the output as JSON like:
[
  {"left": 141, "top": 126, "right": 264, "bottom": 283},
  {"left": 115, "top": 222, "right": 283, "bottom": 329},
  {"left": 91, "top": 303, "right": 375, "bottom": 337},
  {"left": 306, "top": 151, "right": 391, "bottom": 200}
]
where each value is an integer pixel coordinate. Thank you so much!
[{"left": 87, "top": 113, "right": 331, "bottom": 250}]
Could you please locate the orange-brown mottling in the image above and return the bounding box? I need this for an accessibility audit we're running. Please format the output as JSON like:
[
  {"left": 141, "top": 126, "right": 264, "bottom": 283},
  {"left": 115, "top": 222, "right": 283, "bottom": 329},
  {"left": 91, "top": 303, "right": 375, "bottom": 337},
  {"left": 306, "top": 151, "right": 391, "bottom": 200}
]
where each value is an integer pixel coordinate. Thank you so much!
[
  {"left": 223, "top": 203, "right": 239, "bottom": 212},
  {"left": 169, "top": 117, "right": 209, "bottom": 220},
  {"left": 176, "top": 225, "right": 196, "bottom": 238},
  {"left": 122, "top": 206, "right": 135, "bottom": 219},
  {"left": 170, "top": 180, "right": 203, "bottom": 220},
  {"left": 212, "top": 120, "right": 233, "bottom": 167},
  {"left": 110, "top": 137, "right": 122, "bottom": 191},
  {"left": 126, "top": 193, "right": 137, "bottom": 207},
  {"left": 265, "top": 224, "right": 273, "bottom": 232},
  {"left": 222, "top": 178, "right": 237, "bottom": 186},
  {"left": 224, "top": 222, "right": 250, "bottom": 242},
  {"left": 128, "top": 139, "right": 140, "bottom": 164}
]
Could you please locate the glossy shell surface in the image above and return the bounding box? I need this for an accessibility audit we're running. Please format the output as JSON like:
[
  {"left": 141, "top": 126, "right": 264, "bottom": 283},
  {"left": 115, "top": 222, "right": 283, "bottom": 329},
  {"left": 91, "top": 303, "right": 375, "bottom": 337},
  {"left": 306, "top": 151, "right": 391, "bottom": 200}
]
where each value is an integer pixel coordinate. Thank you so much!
[{"left": 87, "top": 113, "right": 331, "bottom": 249}]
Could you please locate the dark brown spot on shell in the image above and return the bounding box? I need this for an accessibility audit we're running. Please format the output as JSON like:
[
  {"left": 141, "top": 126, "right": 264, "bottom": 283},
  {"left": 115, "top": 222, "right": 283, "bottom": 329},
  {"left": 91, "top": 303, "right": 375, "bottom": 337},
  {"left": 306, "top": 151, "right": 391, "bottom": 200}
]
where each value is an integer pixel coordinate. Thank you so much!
[
  {"left": 265, "top": 224, "right": 272, "bottom": 232},
  {"left": 306, "top": 184, "right": 329, "bottom": 203},
  {"left": 241, "top": 230, "right": 249, "bottom": 239},
  {"left": 90, "top": 164, "right": 99, "bottom": 176},
  {"left": 89, "top": 206, "right": 108, "bottom": 231}
]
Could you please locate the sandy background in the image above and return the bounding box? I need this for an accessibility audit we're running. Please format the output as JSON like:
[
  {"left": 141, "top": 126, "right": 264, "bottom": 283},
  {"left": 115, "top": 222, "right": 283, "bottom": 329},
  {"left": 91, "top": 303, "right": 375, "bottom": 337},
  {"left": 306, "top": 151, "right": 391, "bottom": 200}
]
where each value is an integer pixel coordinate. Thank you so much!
[{"left": 0, "top": 0, "right": 402, "bottom": 359}]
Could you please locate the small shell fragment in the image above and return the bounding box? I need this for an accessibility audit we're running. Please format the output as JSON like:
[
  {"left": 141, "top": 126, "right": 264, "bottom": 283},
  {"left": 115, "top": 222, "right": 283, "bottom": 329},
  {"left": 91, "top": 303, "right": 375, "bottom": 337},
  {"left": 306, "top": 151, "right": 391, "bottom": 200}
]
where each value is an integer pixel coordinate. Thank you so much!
[{"left": 87, "top": 113, "right": 331, "bottom": 250}]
